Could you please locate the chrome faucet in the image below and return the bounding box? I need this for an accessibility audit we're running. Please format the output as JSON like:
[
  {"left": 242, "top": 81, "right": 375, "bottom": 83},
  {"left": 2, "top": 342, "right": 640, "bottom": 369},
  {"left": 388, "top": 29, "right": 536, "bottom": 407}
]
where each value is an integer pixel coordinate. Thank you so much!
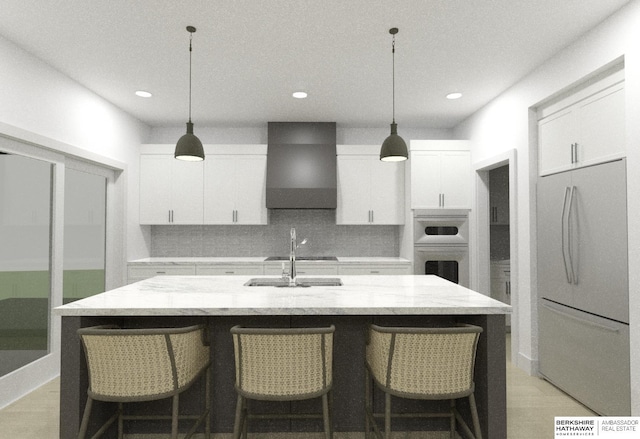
[{"left": 289, "top": 227, "right": 297, "bottom": 286}]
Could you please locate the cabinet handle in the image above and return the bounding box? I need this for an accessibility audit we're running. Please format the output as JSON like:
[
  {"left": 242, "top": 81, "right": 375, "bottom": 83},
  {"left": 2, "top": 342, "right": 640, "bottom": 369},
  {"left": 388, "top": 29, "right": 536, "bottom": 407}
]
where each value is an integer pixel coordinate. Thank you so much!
[
  {"left": 371, "top": 270, "right": 380, "bottom": 274},
  {"left": 371, "top": 210, "right": 374, "bottom": 223},
  {"left": 570, "top": 143, "right": 574, "bottom": 163},
  {"left": 156, "top": 271, "right": 166, "bottom": 274},
  {"left": 225, "top": 271, "right": 235, "bottom": 274},
  {"left": 441, "top": 193, "right": 445, "bottom": 207}
]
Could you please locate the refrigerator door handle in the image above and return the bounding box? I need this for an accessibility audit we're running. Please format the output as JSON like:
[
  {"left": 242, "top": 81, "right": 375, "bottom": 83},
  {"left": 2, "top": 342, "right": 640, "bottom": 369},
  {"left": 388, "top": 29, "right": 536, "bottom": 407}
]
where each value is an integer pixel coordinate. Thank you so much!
[
  {"left": 561, "top": 187, "right": 573, "bottom": 283},
  {"left": 567, "top": 186, "right": 577, "bottom": 284}
]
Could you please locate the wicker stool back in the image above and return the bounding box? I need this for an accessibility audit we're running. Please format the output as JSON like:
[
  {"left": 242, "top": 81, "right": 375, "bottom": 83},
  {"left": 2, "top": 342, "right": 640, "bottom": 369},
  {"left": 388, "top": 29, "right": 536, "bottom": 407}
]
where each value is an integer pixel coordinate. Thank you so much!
[
  {"left": 365, "top": 324, "right": 483, "bottom": 439},
  {"left": 77, "top": 324, "right": 211, "bottom": 439},
  {"left": 231, "top": 325, "right": 335, "bottom": 439}
]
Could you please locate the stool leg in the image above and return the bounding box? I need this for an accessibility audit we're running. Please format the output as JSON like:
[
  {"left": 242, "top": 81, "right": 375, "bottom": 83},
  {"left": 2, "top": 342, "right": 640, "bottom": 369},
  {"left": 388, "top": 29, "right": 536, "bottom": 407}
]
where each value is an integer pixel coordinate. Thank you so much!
[
  {"left": 118, "top": 402, "right": 124, "bottom": 439},
  {"left": 77, "top": 396, "right": 93, "bottom": 439},
  {"left": 322, "top": 392, "right": 331, "bottom": 439},
  {"left": 171, "top": 394, "right": 179, "bottom": 439},
  {"left": 469, "top": 393, "right": 482, "bottom": 439},
  {"left": 384, "top": 392, "right": 391, "bottom": 439},
  {"left": 233, "top": 395, "right": 244, "bottom": 439},
  {"left": 205, "top": 366, "right": 211, "bottom": 439},
  {"left": 449, "top": 399, "right": 456, "bottom": 439},
  {"left": 364, "top": 366, "right": 371, "bottom": 439}
]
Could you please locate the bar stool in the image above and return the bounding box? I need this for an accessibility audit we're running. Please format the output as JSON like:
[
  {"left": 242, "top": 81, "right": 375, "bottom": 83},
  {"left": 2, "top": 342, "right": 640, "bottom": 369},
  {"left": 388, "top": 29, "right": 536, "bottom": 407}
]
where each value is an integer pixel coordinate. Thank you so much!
[
  {"left": 77, "top": 324, "right": 211, "bottom": 439},
  {"left": 230, "top": 325, "right": 335, "bottom": 439},
  {"left": 365, "top": 324, "right": 483, "bottom": 439}
]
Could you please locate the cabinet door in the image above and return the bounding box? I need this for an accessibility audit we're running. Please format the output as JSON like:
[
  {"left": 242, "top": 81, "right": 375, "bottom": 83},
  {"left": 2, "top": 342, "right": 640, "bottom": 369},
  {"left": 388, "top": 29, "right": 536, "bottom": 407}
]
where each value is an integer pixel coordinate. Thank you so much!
[
  {"left": 140, "top": 155, "right": 203, "bottom": 224},
  {"left": 233, "top": 156, "right": 268, "bottom": 225},
  {"left": 140, "top": 155, "right": 172, "bottom": 224},
  {"left": 538, "top": 108, "right": 575, "bottom": 176},
  {"left": 204, "top": 155, "right": 267, "bottom": 225},
  {"left": 576, "top": 83, "right": 625, "bottom": 168},
  {"left": 336, "top": 156, "right": 372, "bottom": 224},
  {"left": 440, "top": 151, "right": 471, "bottom": 209},
  {"left": 170, "top": 159, "right": 204, "bottom": 224},
  {"left": 489, "top": 166, "right": 509, "bottom": 225},
  {"left": 370, "top": 159, "right": 404, "bottom": 224},
  {"left": 204, "top": 156, "right": 237, "bottom": 224},
  {"left": 410, "top": 151, "right": 442, "bottom": 209}
]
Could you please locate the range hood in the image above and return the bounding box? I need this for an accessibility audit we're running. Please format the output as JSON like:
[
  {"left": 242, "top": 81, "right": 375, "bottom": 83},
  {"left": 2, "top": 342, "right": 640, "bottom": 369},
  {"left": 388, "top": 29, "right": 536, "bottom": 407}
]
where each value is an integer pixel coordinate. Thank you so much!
[{"left": 266, "top": 122, "right": 337, "bottom": 209}]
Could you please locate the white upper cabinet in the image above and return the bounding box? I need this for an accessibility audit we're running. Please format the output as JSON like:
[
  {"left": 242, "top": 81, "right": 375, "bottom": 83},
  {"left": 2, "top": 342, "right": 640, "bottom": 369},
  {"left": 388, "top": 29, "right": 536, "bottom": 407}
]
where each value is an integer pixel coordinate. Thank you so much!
[
  {"left": 139, "top": 152, "right": 204, "bottom": 224},
  {"left": 410, "top": 140, "right": 471, "bottom": 210},
  {"left": 336, "top": 145, "right": 405, "bottom": 225},
  {"left": 538, "top": 68, "right": 625, "bottom": 176},
  {"left": 203, "top": 149, "right": 267, "bottom": 225},
  {"left": 139, "top": 145, "right": 267, "bottom": 226}
]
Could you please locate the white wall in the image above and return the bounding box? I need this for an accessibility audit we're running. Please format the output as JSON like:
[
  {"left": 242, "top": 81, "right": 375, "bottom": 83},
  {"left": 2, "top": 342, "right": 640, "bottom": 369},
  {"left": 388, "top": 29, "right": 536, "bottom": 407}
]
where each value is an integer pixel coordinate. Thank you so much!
[
  {"left": 455, "top": 0, "right": 640, "bottom": 413},
  {"left": 0, "top": 34, "right": 150, "bottom": 262},
  {"left": 0, "top": 33, "right": 150, "bottom": 408}
]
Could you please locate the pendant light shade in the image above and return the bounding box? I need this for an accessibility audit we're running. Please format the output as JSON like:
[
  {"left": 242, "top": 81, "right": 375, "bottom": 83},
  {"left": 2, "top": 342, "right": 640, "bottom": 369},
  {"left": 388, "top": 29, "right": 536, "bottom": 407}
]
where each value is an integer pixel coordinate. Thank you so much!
[
  {"left": 175, "top": 26, "right": 204, "bottom": 161},
  {"left": 380, "top": 28, "right": 408, "bottom": 162}
]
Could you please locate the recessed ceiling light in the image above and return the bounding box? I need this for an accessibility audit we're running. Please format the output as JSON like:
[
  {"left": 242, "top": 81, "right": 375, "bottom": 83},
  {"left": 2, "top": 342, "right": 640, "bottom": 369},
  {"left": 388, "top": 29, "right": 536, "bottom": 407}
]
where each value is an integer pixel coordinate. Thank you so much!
[
  {"left": 446, "top": 92, "right": 462, "bottom": 100},
  {"left": 135, "top": 90, "right": 153, "bottom": 98},
  {"left": 292, "top": 91, "right": 308, "bottom": 99}
]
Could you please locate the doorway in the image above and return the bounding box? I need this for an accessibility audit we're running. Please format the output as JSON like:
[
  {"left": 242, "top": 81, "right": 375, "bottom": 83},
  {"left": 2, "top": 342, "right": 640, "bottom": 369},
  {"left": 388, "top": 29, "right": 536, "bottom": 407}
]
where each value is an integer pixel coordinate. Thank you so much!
[
  {"left": 489, "top": 165, "right": 511, "bottom": 330},
  {"left": 474, "top": 149, "right": 517, "bottom": 359}
]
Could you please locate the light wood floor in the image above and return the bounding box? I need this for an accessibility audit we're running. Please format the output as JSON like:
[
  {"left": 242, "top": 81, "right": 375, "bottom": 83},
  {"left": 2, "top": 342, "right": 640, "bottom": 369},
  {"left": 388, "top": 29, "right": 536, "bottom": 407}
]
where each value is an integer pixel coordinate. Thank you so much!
[{"left": 0, "top": 335, "right": 595, "bottom": 438}]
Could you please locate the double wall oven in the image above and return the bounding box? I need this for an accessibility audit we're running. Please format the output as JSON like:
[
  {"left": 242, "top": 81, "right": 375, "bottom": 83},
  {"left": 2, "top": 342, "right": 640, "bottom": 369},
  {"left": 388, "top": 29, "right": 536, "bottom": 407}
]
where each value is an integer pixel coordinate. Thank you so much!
[{"left": 413, "top": 210, "right": 469, "bottom": 287}]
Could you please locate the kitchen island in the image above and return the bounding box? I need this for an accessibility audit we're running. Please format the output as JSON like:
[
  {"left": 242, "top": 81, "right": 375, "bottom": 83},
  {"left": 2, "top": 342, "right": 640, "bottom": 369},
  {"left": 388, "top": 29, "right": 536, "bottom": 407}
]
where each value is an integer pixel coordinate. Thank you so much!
[{"left": 55, "top": 275, "right": 511, "bottom": 438}]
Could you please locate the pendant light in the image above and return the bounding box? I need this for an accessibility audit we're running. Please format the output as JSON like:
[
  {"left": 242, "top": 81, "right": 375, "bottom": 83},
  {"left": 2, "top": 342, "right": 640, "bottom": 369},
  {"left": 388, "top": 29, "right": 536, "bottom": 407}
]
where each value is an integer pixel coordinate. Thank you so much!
[
  {"left": 380, "top": 27, "right": 408, "bottom": 162},
  {"left": 175, "top": 26, "right": 204, "bottom": 161}
]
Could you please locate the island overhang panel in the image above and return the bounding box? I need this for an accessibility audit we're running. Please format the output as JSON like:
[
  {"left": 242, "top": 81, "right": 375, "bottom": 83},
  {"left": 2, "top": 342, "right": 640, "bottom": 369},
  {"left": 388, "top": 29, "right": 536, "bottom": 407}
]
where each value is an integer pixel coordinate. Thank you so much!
[{"left": 55, "top": 275, "right": 511, "bottom": 438}]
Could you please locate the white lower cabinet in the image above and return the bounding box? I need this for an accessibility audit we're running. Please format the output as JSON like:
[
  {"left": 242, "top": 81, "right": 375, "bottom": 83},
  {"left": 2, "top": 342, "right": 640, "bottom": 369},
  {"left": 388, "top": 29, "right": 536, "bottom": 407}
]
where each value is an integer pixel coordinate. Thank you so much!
[
  {"left": 127, "top": 265, "right": 196, "bottom": 284},
  {"left": 196, "top": 265, "right": 264, "bottom": 276},
  {"left": 338, "top": 264, "right": 410, "bottom": 275},
  {"left": 128, "top": 259, "right": 411, "bottom": 283}
]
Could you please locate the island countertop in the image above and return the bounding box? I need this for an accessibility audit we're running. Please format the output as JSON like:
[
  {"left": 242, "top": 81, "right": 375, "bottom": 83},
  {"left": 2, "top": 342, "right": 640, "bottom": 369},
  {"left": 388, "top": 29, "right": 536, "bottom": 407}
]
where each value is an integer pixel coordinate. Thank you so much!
[{"left": 54, "top": 274, "right": 511, "bottom": 317}]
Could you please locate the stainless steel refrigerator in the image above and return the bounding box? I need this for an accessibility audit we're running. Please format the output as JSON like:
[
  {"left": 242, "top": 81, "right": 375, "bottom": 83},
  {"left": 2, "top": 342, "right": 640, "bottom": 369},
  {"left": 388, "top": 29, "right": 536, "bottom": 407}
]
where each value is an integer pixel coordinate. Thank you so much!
[{"left": 537, "top": 158, "right": 630, "bottom": 415}]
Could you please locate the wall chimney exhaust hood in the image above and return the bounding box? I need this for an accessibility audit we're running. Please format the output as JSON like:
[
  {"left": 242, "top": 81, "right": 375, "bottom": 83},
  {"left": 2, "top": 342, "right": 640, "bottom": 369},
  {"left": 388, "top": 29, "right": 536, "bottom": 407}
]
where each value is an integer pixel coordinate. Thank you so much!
[{"left": 266, "top": 122, "right": 337, "bottom": 209}]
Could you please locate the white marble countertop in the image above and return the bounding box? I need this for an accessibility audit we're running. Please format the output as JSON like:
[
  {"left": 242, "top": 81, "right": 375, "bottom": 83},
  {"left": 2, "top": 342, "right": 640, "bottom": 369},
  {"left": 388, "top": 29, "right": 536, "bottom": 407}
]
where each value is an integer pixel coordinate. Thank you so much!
[
  {"left": 128, "top": 257, "right": 410, "bottom": 265},
  {"left": 54, "top": 275, "right": 511, "bottom": 317}
]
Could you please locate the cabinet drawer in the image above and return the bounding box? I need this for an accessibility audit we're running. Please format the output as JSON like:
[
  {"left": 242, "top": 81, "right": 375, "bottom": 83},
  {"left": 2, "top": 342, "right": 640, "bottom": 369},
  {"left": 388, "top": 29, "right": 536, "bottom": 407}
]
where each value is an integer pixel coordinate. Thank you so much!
[
  {"left": 338, "top": 265, "right": 410, "bottom": 275},
  {"left": 196, "top": 265, "right": 263, "bottom": 276},
  {"left": 128, "top": 265, "right": 196, "bottom": 280},
  {"left": 539, "top": 300, "right": 630, "bottom": 415}
]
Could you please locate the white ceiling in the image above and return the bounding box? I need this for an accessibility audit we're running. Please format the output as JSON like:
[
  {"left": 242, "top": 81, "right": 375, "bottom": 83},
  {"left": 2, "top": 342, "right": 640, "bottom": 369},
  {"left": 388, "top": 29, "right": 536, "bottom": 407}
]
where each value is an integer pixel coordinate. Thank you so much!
[{"left": 0, "top": 0, "right": 631, "bottom": 129}]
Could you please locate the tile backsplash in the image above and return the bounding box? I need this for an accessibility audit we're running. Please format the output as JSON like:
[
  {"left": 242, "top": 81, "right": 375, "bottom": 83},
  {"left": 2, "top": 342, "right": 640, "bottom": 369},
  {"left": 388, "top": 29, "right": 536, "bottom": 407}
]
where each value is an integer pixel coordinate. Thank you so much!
[{"left": 150, "top": 209, "right": 400, "bottom": 257}]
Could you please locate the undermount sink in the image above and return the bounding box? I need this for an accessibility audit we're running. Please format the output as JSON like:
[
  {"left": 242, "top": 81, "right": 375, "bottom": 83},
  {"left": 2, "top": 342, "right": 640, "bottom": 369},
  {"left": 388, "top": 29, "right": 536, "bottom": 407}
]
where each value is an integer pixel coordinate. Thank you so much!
[{"left": 245, "top": 277, "right": 343, "bottom": 287}]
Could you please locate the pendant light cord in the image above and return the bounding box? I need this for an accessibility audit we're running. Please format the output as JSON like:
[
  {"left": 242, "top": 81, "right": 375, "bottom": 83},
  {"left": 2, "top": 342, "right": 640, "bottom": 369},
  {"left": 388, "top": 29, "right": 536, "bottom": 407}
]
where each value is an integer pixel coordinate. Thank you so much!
[
  {"left": 391, "top": 32, "right": 396, "bottom": 124},
  {"left": 188, "top": 31, "right": 193, "bottom": 123}
]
